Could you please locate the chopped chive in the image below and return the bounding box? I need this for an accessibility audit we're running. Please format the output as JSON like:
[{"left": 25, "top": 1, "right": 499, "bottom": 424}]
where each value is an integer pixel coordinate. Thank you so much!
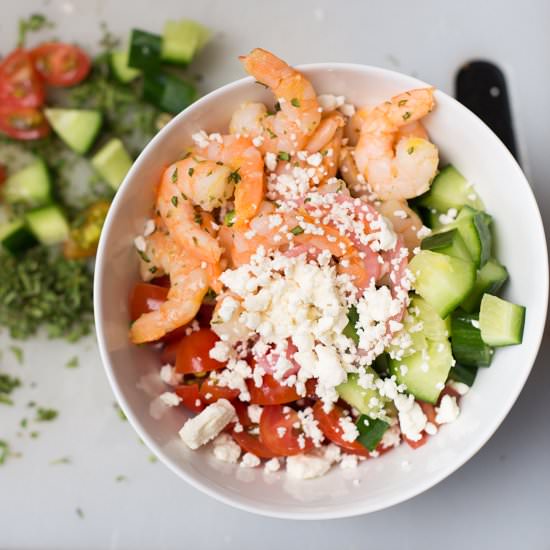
[
  {"left": 65, "top": 356, "right": 79, "bottom": 369},
  {"left": 291, "top": 97, "right": 300, "bottom": 107},
  {"left": 171, "top": 195, "right": 178, "bottom": 207},
  {"left": 188, "top": 167, "right": 194, "bottom": 177},
  {"left": 224, "top": 210, "right": 236, "bottom": 227},
  {"left": 277, "top": 151, "right": 290, "bottom": 161},
  {"left": 266, "top": 128, "right": 277, "bottom": 139},
  {"left": 402, "top": 111, "right": 411, "bottom": 121},
  {"left": 228, "top": 168, "right": 241, "bottom": 184},
  {"left": 50, "top": 456, "right": 71, "bottom": 465},
  {"left": 9, "top": 346, "right": 24, "bottom": 365},
  {"left": 36, "top": 407, "right": 58, "bottom": 422},
  {"left": 194, "top": 212, "right": 203, "bottom": 225},
  {"left": 407, "top": 146, "right": 415, "bottom": 154},
  {"left": 398, "top": 99, "right": 408, "bottom": 107},
  {"left": 114, "top": 403, "right": 127, "bottom": 421},
  {"left": 355, "top": 415, "right": 389, "bottom": 451},
  {"left": 171, "top": 168, "right": 178, "bottom": 183},
  {"left": 0, "top": 440, "right": 9, "bottom": 465},
  {"left": 290, "top": 226, "right": 304, "bottom": 236}
]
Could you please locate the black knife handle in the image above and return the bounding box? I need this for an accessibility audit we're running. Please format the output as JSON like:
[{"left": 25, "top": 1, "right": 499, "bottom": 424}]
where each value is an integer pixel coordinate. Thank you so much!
[{"left": 455, "top": 60, "right": 519, "bottom": 163}]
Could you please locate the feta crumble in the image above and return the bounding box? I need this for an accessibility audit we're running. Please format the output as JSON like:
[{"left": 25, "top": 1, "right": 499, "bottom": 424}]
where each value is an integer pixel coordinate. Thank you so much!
[{"left": 435, "top": 395, "right": 460, "bottom": 424}]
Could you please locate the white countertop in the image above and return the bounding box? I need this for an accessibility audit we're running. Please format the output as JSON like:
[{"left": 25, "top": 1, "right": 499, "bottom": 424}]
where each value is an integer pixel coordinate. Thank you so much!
[{"left": 1, "top": 1, "right": 549, "bottom": 548}]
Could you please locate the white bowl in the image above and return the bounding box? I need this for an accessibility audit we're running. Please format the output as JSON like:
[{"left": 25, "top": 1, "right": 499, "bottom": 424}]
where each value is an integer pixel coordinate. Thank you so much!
[{"left": 94, "top": 63, "right": 548, "bottom": 519}]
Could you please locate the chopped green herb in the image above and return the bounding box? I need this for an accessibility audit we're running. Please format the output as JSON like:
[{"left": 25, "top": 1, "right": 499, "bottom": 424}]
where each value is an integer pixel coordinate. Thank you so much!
[
  {"left": 291, "top": 98, "right": 301, "bottom": 108},
  {"left": 194, "top": 212, "right": 203, "bottom": 225},
  {"left": 27, "top": 401, "right": 36, "bottom": 408},
  {"left": 224, "top": 210, "right": 236, "bottom": 227},
  {"left": 398, "top": 99, "right": 408, "bottom": 107},
  {"left": 137, "top": 250, "right": 151, "bottom": 263},
  {"left": 75, "top": 507, "right": 84, "bottom": 519},
  {"left": 148, "top": 454, "right": 158, "bottom": 463},
  {"left": 114, "top": 403, "right": 127, "bottom": 421},
  {"left": 50, "top": 456, "right": 71, "bottom": 465},
  {"left": 0, "top": 440, "right": 10, "bottom": 465},
  {"left": 192, "top": 236, "right": 199, "bottom": 246},
  {"left": 149, "top": 266, "right": 158, "bottom": 274},
  {"left": 9, "top": 346, "right": 24, "bottom": 365},
  {"left": 188, "top": 167, "right": 195, "bottom": 177},
  {"left": 228, "top": 168, "right": 241, "bottom": 184},
  {"left": 65, "top": 356, "right": 79, "bottom": 369},
  {"left": 204, "top": 288, "right": 217, "bottom": 301},
  {"left": 290, "top": 226, "right": 304, "bottom": 236},
  {"left": 115, "top": 474, "right": 127, "bottom": 482},
  {"left": 407, "top": 146, "right": 415, "bottom": 155},
  {"left": 171, "top": 168, "right": 178, "bottom": 183},
  {"left": 255, "top": 80, "right": 268, "bottom": 88},
  {"left": 171, "top": 195, "right": 179, "bottom": 207},
  {"left": 0, "top": 248, "right": 94, "bottom": 341},
  {"left": 402, "top": 111, "right": 412, "bottom": 121},
  {"left": 0, "top": 394, "right": 14, "bottom": 406},
  {"left": 18, "top": 13, "right": 54, "bottom": 47},
  {"left": 274, "top": 101, "right": 281, "bottom": 112},
  {"left": 266, "top": 128, "right": 277, "bottom": 139},
  {"left": 278, "top": 151, "right": 290, "bottom": 161},
  {"left": 20, "top": 418, "right": 28, "bottom": 429},
  {"left": 36, "top": 407, "right": 58, "bottom": 422},
  {"left": 343, "top": 306, "right": 359, "bottom": 345},
  {"left": 30, "top": 431, "right": 39, "bottom": 439},
  {"left": 0, "top": 373, "right": 21, "bottom": 395}
]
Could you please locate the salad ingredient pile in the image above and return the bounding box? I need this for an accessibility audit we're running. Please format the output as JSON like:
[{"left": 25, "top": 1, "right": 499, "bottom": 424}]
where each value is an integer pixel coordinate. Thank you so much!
[{"left": 128, "top": 48, "right": 526, "bottom": 479}]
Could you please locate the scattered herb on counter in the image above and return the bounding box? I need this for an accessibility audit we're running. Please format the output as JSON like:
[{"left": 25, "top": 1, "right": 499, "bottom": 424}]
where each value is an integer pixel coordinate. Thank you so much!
[
  {"left": 20, "top": 418, "right": 28, "bottom": 429},
  {"left": 114, "top": 402, "right": 127, "bottom": 421},
  {"left": 30, "top": 431, "right": 39, "bottom": 439},
  {"left": 17, "top": 13, "right": 54, "bottom": 47},
  {"left": 0, "top": 440, "right": 10, "bottom": 465},
  {"left": 148, "top": 454, "right": 158, "bottom": 463},
  {"left": 0, "top": 373, "right": 21, "bottom": 406},
  {"left": 115, "top": 475, "right": 127, "bottom": 482},
  {"left": 0, "top": 247, "right": 93, "bottom": 340},
  {"left": 36, "top": 407, "right": 58, "bottom": 422},
  {"left": 9, "top": 346, "right": 24, "bottom": 365},
  {"left": 50, "top": 456, "right": 71, "bottom": 465},
  {"left": 65, "top": 356, "right": 79, "bottom": 369},
  {"left": 75, "top": 507, "right": 84, "bottom": 519}
]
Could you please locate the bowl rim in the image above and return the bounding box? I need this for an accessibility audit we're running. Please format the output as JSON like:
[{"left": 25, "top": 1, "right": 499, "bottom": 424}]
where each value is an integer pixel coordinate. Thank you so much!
[{"left": 94, "top": 62, "right": 549, "bottom": 520}]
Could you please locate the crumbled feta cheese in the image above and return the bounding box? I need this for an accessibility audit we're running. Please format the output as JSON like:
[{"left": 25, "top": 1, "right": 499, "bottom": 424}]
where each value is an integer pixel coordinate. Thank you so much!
[
  {"left": 286, "top": 454, "right": 332, "bottom": 479},
  {"left": 209, "top": 340, "right": 231, "bottom": 362},
  {"left": 340, "top": 453, "right": 358, "bottom": 469},
  {"left": 339, "top": 103, "right": 356, "bottom": 117},
  {"left": 438, "top": 208, "right": 458, "bottom": 225},
  {"left": 338, "top": 416, "right": 360, "bottom": 442},
  {"left": 212, "top": 434, "right": 241, "bottom": 464},
  {"left": 323, "top": 443, "right": 342, "bottom": 463},
  {"left": 435, "top": 395, "right": 460, "bottom": 424},
  {"left": 381, "top": 425, "right": 401, "bottom": 448},
  {"left": 265, "top": 152, "right": 278, "bottom": 172},
  {"left": 160, "top": 364, "right": 180, "bottom": 385},
  {"left": 252, "top": 135, "right": 264, "bottom": 147},
  {"left": 143, "top": 219, "right": 156, "bottom": 237},
  {"left": 306, "top": 152, "right": 323, "bottom": 167},
  {"left": 425, "top": 422, "right": 438, "bottom": 435},
  {"left": 241, "top": 452, "right": 261, "bottom": 468},
  {"left": 159, "top": 392, "right": 182, "bottom": 407},
  {"left": 247, "top": 404, "right": 263, "bottom": 424},
  {"left": 448, "top": 381, "right": 470, "bottom": 396},
  {"left": 179, "top": 399, "right": 236, "bottom": 450},
  {"left": 264, "top": 457, "right": 281, "bottom": 473},
  {"left": 394, "top": 394, "right": 427, "bottom": 442},
  {"left": 416, "top": 226, "right": 431, "bottom": 239},
  {"left": 191, "top": 130, "right": 209, "bottom": 148},
  {"left": 218, "top": 297, "right": 239, "bottom": 322},
  {"left": 134, "top": 236, "right": 146, "bottom": 252}
]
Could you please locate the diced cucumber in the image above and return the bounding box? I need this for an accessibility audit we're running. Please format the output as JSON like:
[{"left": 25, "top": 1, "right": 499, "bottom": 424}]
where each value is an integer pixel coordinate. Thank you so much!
[
  {"left": 142, "top": 71, "right": 197, "bottom": 114},
  {"left": 451, "top": 311, "right": 493, "bottom": 366},
  {"left": 0, "top": 220, "right": 37, "bottom": 254},
  {"left": 390, "top": 339, "right": 454, "bottom": 404},
  {"left": 161, "top": 19, "right": 211, "bottom": 65},
  {"left": 2, "top": 158, "right": 52, "bottom": 207},
  {"left": 336, "top": 371, "right": 386, "bottom": 417},
  {"left": 421, "top": 228, "right": 472, "bottom": 262},
  {"left": 409, "top": 250, "right": 476, "bottom": 318},
  {"left": 128, "top": 29, "right": 162, "bottom": 71},
  {"left": 44, "top": 108, "right": 102, "bottom": 154},
  {"left": 355, "top": 415, "right": 389, "bottom": 452},
  {"left": 91, "top": 138, "right": 133, "bottom": 191},
  {"left": 461, "top": 259, "right": 509, "bottom": 313},
  {"left": 419, "top": 165, "right": 484, "bottom": 211},
  {"left": 479, "top": 294, "right": 525, "bottom": 346},
  {"left": 25, "top": 204, "right": 69, "bottom": 245},
  {"left": 110, "top": 49, "right": 141, "bottom": 83},
  {"left": 448, "top": 363, "right": 478, "bottom": 387},
  {"left": 453, "top": 206, "right": 492, "bottom": 268}
]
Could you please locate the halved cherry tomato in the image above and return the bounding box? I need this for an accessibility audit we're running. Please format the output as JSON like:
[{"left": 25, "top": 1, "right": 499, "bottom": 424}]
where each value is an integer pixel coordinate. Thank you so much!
[
  {"left": 199, "top": 378, "right": 239, "bottom": 404},
  {"left": 151, "top": 275, "right": 170, "bottom": 288},
  {"left": 312, "top": 401, "right": 370, "bottom": 457},
  {"left": 232, "top": 429, "right": 277, "bottom": 459},
  {"left": 0, "top": 49, "right": 45, "bottom": 108},
  {"left": 174, "top": 383, "right": 204, "bottom": 413},
  {"left": 129, "top": 282, "right": 168, "bottom": 321},
  {"left": 0, "top": 164, "right": 6, "bottom": 186},
  {"left": 160, "top": 339, "right": 181, "bottom": 365},
  {"left": 196, "top": 303, "right": 215, "bottom": 327},
  {"left": 175, "top": 329, "right": 224, "bottom": 374},
  {"left": 259, "top": 405, "right": 314, "bottom": 456},
  {"left": 31, "top": 42, "right": 91, "bottom": 87},
  {"left": 232, "top": 401, "right": 253, "bottom": 428},
  {"left": 0, "top": 107, "right": 50, "bottom": 140},
  {"left": 247, "top": 373, "right": 300, "bottom": 405}
]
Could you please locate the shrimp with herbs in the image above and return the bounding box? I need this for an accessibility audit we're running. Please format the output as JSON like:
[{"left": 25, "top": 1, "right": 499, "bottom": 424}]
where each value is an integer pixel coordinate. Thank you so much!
[
  {"left": 353, "top": 88, "right": 439, "bottom": 200},
  {"left": 130, "top": 231, "right": 212, "bottom": 344},
  {"left": 195, "top": 135, "right": 264, "bottom": 225},
  {"left": 233, "top": 48, "right": 321, "bottom": 154},
  {"left": 157, "top": 156, "right": 234, "bottom": 262}
]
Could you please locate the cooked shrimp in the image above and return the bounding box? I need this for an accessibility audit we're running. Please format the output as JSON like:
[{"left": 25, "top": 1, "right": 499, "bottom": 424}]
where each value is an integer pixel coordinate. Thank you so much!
[
  {"left": 196, "top": 135, "right": 264, "bottom": 225},
  {"left": 376, "top": 198, "right": 424, "bottom": 253},
  {"left": 157, "top": 157, "right": 233, "bottom": 262},
  {"left": 354, "top": 88, "right": 439, "bottom": 200},
  {"left": 344, "top": 108, "right": 367, "bottom": 146},
  {"left": 305, "top": 111, "right": 345, "bottom": 154},
  {"left": 239, "top": 48, "right": 321, "bottom": 152},
  {"left": 130, "top": 231, "right": 210, "bottom": 344},
  {"left": 397, "top": 120, "right": 428, "bottom": 141}
]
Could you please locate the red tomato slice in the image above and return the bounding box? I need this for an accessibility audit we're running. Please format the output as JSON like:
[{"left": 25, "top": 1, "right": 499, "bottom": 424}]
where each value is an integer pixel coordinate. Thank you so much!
[
  {"left": 0, "top": 164, "right": 6, "bottom": 186},
  {"left": 175, "top": 329, "right": 225, "bottom": 375},
  {"left": 0, "top": 49, "right": 45, "bottom": 108},
  {"left": 232, "top": 401, "right": 253, "bottom": 428},
  {"left": 259, "top": 405, "right": 314, "bottom": 456},
  {"left": 247, "top": 373, "right": 300, "bottom": 405},
  {"left": 31, "top": 42, "right": 91, "bottom": 87},
  {"left": 232, "top": 429, "right": 277, "bottom": 459},
  {"left": 129, "top": 282, "right": 169, "bottom": 321},
  {"left": 174, "top": 384, "right": 204, "bottom": 413},
  {"left": 199, "top": 379, "right": 240, "bottom": 404},
  {"left": 312, "top": 401, "right": 370, "bottom": 457},
  {"left": 160, "top": 339, "right": 181, "bottom": 365},
  {"left": 0, "top": 107, "right": 50, "bottom": 140},
  {"left": 404, "top": 433, "right": 429, "bottom": 449},
  {"left": 418, "top": 400, "right": 437, "bottom": 425}
]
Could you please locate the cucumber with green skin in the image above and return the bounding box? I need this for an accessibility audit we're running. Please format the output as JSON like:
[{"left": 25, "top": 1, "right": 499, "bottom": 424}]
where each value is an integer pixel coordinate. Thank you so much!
[
  {"left": 161, "top": 19, "right": 211, "bottom": 65},
  {"left": 25, "top": 204, "right": 70, "bottom": 246},
  {"left": 0, "top": 220, "right": 38, "bottom": 255},
  {"left": 336, "top": 371, "right": 386, "bottom": 418},
  {"left": 461, "top": 259, "right": 509, "bottom": 313},
  {"left": 110, "top": 49, "right": 141, "bottom": 83},
  {"left": 3, "top": 159, "right": 52, "bottom": 207},
  {"left": 44, "top": 108, "right": 103, "bottom": 154},
  {"left": 479, "top": 294, "right": 525, "bottom": 346},
  {"left": 91, "top": 138, "right": 133, "bottom": 191}
]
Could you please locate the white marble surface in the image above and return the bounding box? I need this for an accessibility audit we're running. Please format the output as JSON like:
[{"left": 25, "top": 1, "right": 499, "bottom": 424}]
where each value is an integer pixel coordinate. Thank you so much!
[{"left": 0, "top": 1, "right": 549, "bottom": 548}]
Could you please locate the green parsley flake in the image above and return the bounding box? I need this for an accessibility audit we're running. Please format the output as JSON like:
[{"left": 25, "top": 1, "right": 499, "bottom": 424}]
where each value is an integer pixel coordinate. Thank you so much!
[
  {"left": 65, "top": 356, "right": 79, "bottom": 369},
  {"left": 50, "top": 456, "right": 71, "bottom": 465},
  {"left": 114, "top": 403, "right": 127, "bottom": 421},
  {"left": 224, "top": 210, "right": 236, "bottom": 227},
  {"left": 188, "top": 167, "right": 194, "bottom": 177},
  {"left": 407, "top": 146, "right": 415, "bottom": 155},
  {"left": 278, "top": 151, "right": 290, "bottom": 161},
  {"left": 291, "top": 98, "right": 301, "bottom": 108},
  {"left": 171, "top": 195, "right": 179, "bottom": 207},
  {"left": 0, "top": 440, "right": 10, "bottom": 465},
  {"left": 76, "top": 508, "right": 84, "bottom": 519},
  {"left": 228, "top": 168, "right": 241, "bottom": 184},
  {"left": 171, "top": 168, "right": 178, "bottom": 183},
  {"left": 148, "top": 454, "right": 158, "bottom": 463},
  {"left": 36, "top": 407, "right": 58, "bottom": 422},
  {"left": 290, "top": 226, "right": 304, "bottom": 236},
  {"left": 115, "top": 475, "right": 127, "bottom": 482},
  {"left": 9, "top": 346, "right": 24, "bottom": 365},
  {"left": 20, "top": 418, "right": 28, "bottom": 429},
  {"left": 194, "top": 212, "right": 203, "bottom": 225},
  {"left": 30, "top": 431, "right": 39, "bottom": 439},
  {"left": 398, "top": 99, "right": 408, "bottom": 107},
  {"left": 402, "top": 111, "right": 412, "bottom": 121}
]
